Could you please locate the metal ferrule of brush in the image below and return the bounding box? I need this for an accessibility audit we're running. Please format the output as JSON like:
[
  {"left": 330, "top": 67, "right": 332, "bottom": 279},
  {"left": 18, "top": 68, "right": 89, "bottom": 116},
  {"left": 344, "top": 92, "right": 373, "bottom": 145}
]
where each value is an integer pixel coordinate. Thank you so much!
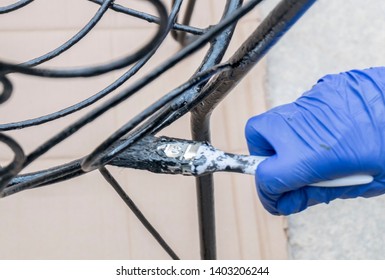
[{"left": 156, "top": 141, "right": 202, "bottom": 175}]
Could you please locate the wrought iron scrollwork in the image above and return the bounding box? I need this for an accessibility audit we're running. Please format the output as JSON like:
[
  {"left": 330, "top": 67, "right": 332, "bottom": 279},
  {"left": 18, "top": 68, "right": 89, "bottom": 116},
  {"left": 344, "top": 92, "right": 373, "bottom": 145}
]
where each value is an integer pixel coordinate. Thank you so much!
[{"left": 0, "top": 0, "right": 316, "bottom": 259}]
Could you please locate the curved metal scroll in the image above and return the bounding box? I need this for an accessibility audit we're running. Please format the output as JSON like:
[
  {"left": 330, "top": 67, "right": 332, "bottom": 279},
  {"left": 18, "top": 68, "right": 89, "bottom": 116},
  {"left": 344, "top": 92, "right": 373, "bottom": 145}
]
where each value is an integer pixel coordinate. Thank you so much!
[{"left": 0, "top": 0, "right": 316, "bottom": 259}]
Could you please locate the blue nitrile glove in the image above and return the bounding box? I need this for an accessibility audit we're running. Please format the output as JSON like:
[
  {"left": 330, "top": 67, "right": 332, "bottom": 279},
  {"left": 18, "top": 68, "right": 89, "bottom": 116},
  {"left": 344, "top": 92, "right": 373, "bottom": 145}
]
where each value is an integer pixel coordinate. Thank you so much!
[{"left": 245, "top": 67, "right": 385, "bottom": 215}]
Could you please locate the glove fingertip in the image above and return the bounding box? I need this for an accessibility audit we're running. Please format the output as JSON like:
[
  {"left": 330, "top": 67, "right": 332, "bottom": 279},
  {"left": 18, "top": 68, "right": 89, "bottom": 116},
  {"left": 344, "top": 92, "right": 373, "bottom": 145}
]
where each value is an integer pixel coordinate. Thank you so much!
[
  {"left": 254, "top": 157, "right": 287, "bottom": 215},
  {"left": 245, "top": 115, "right": 275, "bottom": 156},
  {"left": 275, "top": 185, "right": 358, "bottom": 215},
  {"left": 276, "top": 189, "right": 310, "bottom": 215}
]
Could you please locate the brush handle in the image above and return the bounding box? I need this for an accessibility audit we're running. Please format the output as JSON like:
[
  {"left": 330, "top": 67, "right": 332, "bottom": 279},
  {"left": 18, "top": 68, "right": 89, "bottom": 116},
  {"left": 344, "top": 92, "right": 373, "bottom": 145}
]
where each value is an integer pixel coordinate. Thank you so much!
[{"left": 223, "top": 154, "right": 374, "bottom": 187}]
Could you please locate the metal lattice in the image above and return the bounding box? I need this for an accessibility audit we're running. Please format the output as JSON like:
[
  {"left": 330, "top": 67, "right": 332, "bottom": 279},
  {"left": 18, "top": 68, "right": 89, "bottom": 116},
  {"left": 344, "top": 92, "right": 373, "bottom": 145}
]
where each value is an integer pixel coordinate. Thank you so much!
[{"left": 0, "top": 0, "right": 315, "bottom": 259}]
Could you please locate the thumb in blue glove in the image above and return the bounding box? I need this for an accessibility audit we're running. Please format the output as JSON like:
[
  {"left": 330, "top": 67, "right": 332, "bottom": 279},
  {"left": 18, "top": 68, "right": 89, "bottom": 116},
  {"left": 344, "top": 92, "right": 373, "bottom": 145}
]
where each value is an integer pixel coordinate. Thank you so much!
[{"left": 245, "top": 67, "right": 385, "bottom": 215}]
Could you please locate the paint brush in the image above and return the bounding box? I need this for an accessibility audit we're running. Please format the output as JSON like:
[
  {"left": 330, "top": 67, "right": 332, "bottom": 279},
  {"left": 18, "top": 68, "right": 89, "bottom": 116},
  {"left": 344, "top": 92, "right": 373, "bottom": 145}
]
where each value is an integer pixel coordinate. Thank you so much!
[
  {"left": 6, "top": 135, "right": 374, "bottom": 196},
  {"left": 112, "top": 136, "right": 373, "bottom": 187},
  {"left": 4, "top": 135, "right": 374, "bottom": 197}
]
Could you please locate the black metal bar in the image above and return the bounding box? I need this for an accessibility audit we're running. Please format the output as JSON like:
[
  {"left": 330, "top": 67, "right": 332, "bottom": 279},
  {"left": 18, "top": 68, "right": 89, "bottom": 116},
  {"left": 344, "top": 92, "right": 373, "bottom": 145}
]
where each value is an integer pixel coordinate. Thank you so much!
[
  {"left": 0, "top": 0, "right": 169, "bottom": 78},
  {"left": 190, "top": 0, "right": 316, "bottom": 260},
  {"left": 171, "top": 0, "right": 197, "bottom": 45},
  {"left": 190, "top": 1, "right": 316, "bottom": 259},
  {"left": 14, "top": 0, "right": 260, "bottom": 176},
  {"left": 0, "top": 0, "right": 180, "bottom": 131},
  {"left": 0, "top": 0, "right": 34, "bottom": 14},
  {"left": 146, "top": 0, "right": 316, "bottom": 134},
  {"left": 88, "top": 0, "right": 243, "bottom": 259},
  {"left": 99, "top": 167, "right": 180, "bottom": 260},
  {"left": 0, "top": 133, "right": 25, "bottom": 192},
  {"left": 0, "top": 0, "right": 317, "bottom": 260},
  {"left": 88, "top": 0, "right": 205, "bottom": 35},
  {"left": 194, "top": 173, "right": 216, "bottom": 259},
  {"left": 191, "top": 0, "right": 317, "bottom": 124},
  {"left": 80, "top": 0, "right": 243, "bottom": 260},
  {"left": 3, "top": 64, "right": 229, "bottom": 196},
  {"left": 22, "top": 0, "right": 112, "bottom": 67},
  {"left": 0, "top": 76, "right": 12, "bottom": 104},
  {"left": 80, "top": 65, "right": 229, "bottom": 172},
  {"left": 190, "top": 0, "right": 243, "bottom": 261}
]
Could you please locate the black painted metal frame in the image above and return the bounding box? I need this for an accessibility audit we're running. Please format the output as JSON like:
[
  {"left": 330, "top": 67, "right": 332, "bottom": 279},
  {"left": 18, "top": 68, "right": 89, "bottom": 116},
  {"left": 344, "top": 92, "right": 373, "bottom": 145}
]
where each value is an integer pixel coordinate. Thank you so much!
[{"left": 0, "top": 0, "right": 316, "bottom": 259}]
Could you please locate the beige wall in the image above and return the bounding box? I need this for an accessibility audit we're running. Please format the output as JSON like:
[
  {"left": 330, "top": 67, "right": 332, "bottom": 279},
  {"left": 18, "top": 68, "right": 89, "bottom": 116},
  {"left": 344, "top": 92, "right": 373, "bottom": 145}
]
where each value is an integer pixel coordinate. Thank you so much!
[{"left": 0, "top": 0, "right": 286, "bottom": 259}]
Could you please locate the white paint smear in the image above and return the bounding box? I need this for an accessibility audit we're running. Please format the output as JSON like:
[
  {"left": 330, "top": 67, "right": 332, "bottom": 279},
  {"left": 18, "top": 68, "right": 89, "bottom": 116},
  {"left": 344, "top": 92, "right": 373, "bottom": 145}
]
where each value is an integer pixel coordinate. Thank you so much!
[{"left": 190, "top": 145, "right": 267, "bottom": 175}]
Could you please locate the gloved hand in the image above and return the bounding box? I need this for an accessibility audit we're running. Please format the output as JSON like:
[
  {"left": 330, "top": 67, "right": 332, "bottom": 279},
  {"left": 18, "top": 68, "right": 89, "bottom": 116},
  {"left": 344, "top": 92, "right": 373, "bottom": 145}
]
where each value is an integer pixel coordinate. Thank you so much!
[{"left": 245, "top": 67, "right": 385, "bottom": 215}]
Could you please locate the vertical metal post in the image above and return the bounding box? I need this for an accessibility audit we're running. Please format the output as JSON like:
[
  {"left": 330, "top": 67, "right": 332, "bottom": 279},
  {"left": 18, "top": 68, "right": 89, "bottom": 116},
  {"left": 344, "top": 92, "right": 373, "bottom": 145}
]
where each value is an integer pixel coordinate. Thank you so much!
[
  {"left": 190, "top": 0, "right": 243, "bottom": 260},
  {"left": 171, "top": 0, "right": 197, "bottom": 45},
  {"left": 191, "top": 117, "right": 216, "bottom": 260},
  {"left": 190, "top": 0, "right": 317, "bottom": 260}
]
